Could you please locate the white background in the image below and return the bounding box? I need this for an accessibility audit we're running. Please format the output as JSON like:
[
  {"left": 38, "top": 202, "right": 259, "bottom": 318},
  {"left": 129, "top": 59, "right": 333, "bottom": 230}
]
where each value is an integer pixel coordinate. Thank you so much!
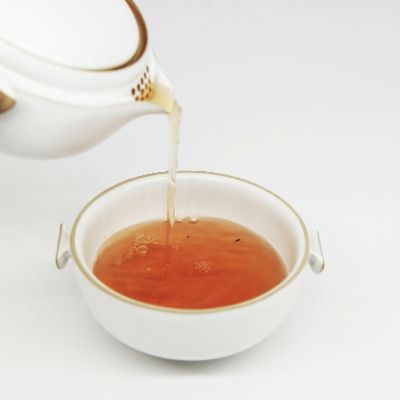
[{"left": 1, "top": 0, "right": 399, "bottom": 398}]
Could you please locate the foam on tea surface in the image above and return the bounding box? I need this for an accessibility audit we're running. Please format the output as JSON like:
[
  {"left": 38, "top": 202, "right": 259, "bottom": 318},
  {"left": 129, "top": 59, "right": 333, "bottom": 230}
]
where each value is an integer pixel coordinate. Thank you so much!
[{"left": 93, "top": 217, "right": 287, "bottom": 309}]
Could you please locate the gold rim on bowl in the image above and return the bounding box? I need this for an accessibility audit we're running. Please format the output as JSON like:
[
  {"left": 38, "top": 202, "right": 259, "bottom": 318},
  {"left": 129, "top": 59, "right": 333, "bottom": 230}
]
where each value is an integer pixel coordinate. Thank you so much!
[{"left": 70, "top": 171, "right": 310, "bottom": 314}]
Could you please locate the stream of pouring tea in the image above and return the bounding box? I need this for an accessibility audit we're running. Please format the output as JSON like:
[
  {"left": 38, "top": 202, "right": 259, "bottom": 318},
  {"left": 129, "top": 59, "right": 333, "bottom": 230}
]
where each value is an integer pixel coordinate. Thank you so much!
[{"left": 148, "top": 83, "right": 182, "bottom": 229}]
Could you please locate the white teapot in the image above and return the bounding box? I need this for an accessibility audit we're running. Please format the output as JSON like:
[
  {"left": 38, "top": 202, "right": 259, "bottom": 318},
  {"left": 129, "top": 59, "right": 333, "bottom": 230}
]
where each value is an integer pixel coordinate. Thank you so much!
[{"left": 0, "top": 0, "right": 173, "bottom": 158}]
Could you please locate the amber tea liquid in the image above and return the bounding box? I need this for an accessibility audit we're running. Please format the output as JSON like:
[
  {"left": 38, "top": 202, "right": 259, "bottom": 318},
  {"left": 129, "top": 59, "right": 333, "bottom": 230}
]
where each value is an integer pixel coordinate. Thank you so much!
[{"left": 93, "top": 218, "right": 287, "bottom": 309}]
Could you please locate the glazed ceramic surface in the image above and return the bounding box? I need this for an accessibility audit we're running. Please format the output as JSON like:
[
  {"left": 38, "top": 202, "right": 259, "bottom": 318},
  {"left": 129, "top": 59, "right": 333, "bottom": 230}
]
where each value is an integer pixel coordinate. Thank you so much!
[
  {"left": 58, "top": 172, "right": 324, "bottom": 360},
  {"left": 0, "top": 0, "right": 172, "bottom": 158}
]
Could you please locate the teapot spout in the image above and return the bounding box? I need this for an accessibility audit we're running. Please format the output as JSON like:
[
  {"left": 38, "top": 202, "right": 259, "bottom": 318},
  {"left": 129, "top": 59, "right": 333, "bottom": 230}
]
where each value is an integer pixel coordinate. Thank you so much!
[
  {"left": 132, "top": 57, "right": 177, "bottom": 115},
  {"left": 147, "top": 81, "right": 177, "bottom": 114}
]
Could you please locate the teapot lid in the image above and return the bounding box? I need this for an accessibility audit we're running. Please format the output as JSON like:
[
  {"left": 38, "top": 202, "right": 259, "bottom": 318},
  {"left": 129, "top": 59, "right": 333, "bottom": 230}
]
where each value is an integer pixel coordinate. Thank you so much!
[{"left": 0, "top": 0, "right": 147, "bottom": 71}]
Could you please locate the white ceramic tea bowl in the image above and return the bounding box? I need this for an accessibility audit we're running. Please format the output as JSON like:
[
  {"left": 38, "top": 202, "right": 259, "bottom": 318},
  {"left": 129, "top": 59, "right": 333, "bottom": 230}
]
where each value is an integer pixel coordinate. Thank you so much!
[{"left": 56, "top": 171, "right": 324, "bottom": 361}]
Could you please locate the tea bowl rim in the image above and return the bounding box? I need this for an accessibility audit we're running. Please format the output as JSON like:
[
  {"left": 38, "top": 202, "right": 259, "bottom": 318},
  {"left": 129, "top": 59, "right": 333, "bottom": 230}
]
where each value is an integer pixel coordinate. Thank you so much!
[{"left": 70, "top": 170, "right": 310, "bottom": 314}]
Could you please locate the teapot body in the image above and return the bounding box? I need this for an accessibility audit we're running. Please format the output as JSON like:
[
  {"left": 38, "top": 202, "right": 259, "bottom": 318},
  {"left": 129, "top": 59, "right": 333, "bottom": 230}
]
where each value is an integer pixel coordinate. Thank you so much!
[{"left": 0, "top": 0, "right": 171, "bottom": 158}]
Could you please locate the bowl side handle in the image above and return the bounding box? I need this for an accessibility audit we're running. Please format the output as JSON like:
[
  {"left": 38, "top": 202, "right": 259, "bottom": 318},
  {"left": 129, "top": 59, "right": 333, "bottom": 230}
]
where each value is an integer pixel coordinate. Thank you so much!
[
  {"left": 308, "top": 230, "right": 325, "bottom": 274},
  {"left": 55, "top": 223, "right": 71, "bottom": 270}
]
